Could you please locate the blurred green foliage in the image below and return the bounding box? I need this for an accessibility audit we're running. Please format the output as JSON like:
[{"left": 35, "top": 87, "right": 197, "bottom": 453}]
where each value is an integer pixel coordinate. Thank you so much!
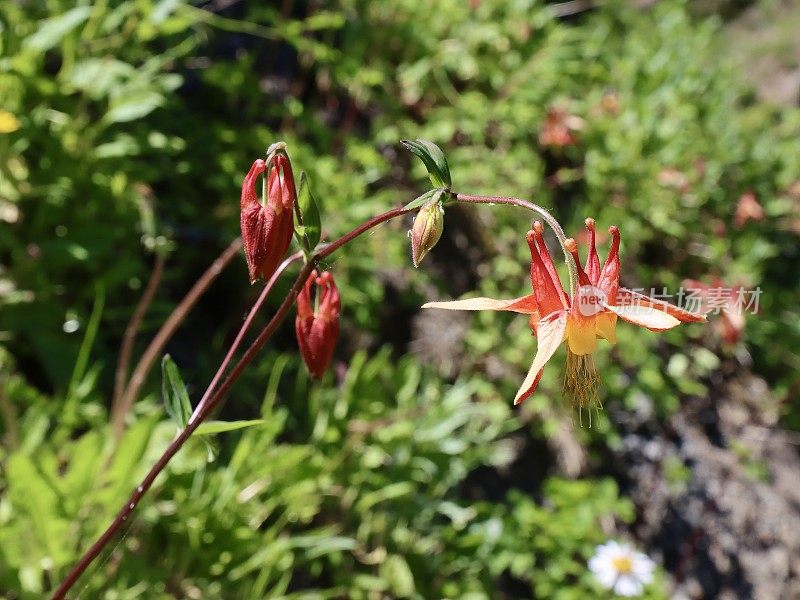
[
  {"left": 1, "top": 0, "right": 798, "bottom": 597},
  {"left": 1, "top": 350, "right": 643, "bottom": 598}
]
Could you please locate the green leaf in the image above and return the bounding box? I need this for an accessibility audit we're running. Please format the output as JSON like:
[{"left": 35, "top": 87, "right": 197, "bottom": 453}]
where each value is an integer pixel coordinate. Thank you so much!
[
  {"left": 296, "top": 172, "right": 322, "bottom": 251},
  {"left": 401, "top": 139, "right": 452, "bottom": 188},
  {"left": 380, "top": 555, "right": 415, "bottom": 598},
  {"left": 194, "top": 419, "right": 267, "bottom": 436},
  {"left": 102, "top": 416, "right": 160, "bottom": 505},
  {"left": 6, "top": 454, "right": 71, "bottom": 566},
  {"left": 64, "top": 284, "right": 104, "bottom": 417},
  {"left": 105, "top": 90, "right": 164, "bottom": 123},
  {"left": 161, "top": 354, "right": 192, "bottom": 429},
  {"left": 23, "top": 7, "right": 91, "bottom": 52},
  {"left": 201, "top": 436, "right": 219, "bottom": 462},
  {"left": 67, "top": 58, "right": 136, "bottom": 100},
  {"left": 150, "top": 0, "right": 182, "bottom": 24},
  {"left": 402, "top": 188, "right": 444, "bottom": 211}
]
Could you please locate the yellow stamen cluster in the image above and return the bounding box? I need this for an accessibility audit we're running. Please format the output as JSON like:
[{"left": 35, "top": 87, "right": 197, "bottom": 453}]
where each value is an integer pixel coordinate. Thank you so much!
[
  {"left": 611, "top": 555, "right": 634, "bottom": 574},
  {"left": 564, "top": 350, "right": 602, "bottom": 426}
]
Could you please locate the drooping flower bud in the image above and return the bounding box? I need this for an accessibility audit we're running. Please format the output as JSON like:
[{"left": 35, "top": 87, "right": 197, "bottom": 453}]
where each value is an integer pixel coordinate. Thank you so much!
[
  {"left": 240, "top": 152, "right": 297, "bottom": 283},
  {"left": 295, "top": 271, "right": 341, "bottom": 379},
  {"left": 411, "top": 200, "right": 444, "bottom": 267}
]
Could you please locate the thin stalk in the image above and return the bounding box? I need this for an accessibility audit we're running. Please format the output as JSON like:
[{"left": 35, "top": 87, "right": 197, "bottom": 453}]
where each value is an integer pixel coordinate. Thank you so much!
[
  {"left": 189, "top": 251, "right": 304, "bottom": 424},
  {"left": 50, "top": 261, "right": 315, "bottom": 600},
  {"left": 454, "top": 193, "right": 579, "bottom": 296},
  {"left": 314, "top": 205, "right": 413, "bottom": 260},
  {"left": 114, "top": 253, "right": 166, "bottom": 406},
  {"left": 51, "top": 205, "right": 412, "bottom": 599},
  {"left": 110, "top": 238, "right": 242, "bottom": 438}
]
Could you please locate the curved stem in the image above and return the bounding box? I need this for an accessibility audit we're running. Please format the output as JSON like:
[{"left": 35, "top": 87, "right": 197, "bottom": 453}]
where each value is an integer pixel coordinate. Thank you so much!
[
  {"left": 110, "top": 237, "right": 243, "bottom": 438},
  {"left": 314, "top": 205, "right": 414, "bottom": 260},
  {"left": 114, "top": 253, "right": 166, "bottom": 407},
  {"left": 51, "top": 205, "right": 412, "bottom": 599},
  {"left": 189, "top": 250, "right": 304, "bottom": 424},
  {"left": 50, "top": 261, "right": 315, "bottom": 600},
  {"left": 454, "top": 193, "right": 579, "bottom": 296}
]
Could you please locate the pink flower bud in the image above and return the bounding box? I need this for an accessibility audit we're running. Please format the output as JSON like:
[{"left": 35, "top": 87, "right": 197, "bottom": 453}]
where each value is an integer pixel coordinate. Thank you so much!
[
  {"left": 240, "top": 153, "right": 296, "bottom": 283},
  {"left": 295, "top": 271, "right": 341, "bottom": 379}
]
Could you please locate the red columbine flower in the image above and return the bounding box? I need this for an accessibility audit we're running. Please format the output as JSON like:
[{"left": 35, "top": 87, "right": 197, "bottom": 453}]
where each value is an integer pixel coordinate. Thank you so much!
[
  {"left": 240, "top": 153, "right": 296, "bottom": 283},
  {"left": 295, "top": 271, "right": 341, "bottom": 379},
  {"left": 423, "top": 219, "right": 706, "bottom": 411}
]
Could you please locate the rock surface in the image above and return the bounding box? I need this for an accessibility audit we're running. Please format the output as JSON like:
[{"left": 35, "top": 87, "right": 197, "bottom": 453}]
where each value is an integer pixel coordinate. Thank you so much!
[{"left": 611, "top": 372, "right": 800, "bottom": 599}]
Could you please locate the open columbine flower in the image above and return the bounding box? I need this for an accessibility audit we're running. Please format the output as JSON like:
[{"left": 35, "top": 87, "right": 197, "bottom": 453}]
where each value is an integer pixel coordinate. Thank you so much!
[
  {"left": 588, "top": 540, "right": 656, "bottom": 597},
  {"left": 423, "top": 219, "right": 706, "bottom": 410}
]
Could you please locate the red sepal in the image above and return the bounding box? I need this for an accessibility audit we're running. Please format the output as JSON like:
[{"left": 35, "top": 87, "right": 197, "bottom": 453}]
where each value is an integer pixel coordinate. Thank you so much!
[
  {"left": 295, "top": 271, "right": 341, "bottom": 379},
  {"left": 240, "top": 155, "right": 297, "bottom": 283}
]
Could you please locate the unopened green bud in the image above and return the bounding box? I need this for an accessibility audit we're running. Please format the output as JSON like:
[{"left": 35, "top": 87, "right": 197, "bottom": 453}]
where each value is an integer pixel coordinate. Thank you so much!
[{"left": 411, "top": 201, "right": 444, "bottom": 267}]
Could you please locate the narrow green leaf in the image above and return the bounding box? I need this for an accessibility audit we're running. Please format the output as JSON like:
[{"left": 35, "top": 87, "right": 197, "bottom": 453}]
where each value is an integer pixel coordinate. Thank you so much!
[
  {"left": 416, "top": 139, "right": 451, "bottom": 186},
  {"left": 194, "top": 419, "right": 267, "bottom": 436},
  {"left": 401, "top": 139, "right": 451, "bottom": 188},
  {"left": 105, "top": 90, "right": 164, "bottom": 124},
  {"left": 161, "top": 354, "right": 192, "bottom": 429},
  {"left": 296, "top": 172, "right": 322, "bottom": 250},
  {"left": 381, "top": 555, "right": 416, "bottom": 597},
  {"left": 22, "top": 7, "right": 92, "bottom": 52},
  {"left": 201, "top": 436, "right": 219, "bottom": 462},
  {"left": 64, "top": 284, "right": 105, "bottom": 418},
  {"left": 403, "top": 188, "right": 440, "bottom": 211}
]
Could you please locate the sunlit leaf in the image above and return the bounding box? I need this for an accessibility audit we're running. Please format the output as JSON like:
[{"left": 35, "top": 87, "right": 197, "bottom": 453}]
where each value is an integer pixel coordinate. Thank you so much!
[
  {"left": 194, "top": 419, "right": 267, "bottom": 436},
  {"left": 296, "top": 171, "right": 321, "bottom": 251},
  {"left": 161, "top": 354, "right": 192, "bottom": 429},
  {"left": 23, "top": 7, "right": 91, "bottom": 52},
  {"left": 106, "top": 91, "right": 164, "bottom": 123}
]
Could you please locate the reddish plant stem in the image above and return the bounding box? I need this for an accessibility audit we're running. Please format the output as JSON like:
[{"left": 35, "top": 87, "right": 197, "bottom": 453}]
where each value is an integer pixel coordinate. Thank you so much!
[
  {"left": 114, "top": 253, "right": 167, "bottom": 407},
  {"left": 315, "top": 205, "right": 412, "bottom": 260},
  {"left": 51, "top": 205, "right": 412, "bottom": 600},
  {"left": 454, "top": 192, "right": 578, "bottom": 295},
  {"left": 110, "top": 238, "right": 242, "bottom": 438},
  {"left": 50, "top": 262, "right": 314, "bottom": 600},
  {"left": 189, "top": 250, "right": 304, "bottom": 424}
]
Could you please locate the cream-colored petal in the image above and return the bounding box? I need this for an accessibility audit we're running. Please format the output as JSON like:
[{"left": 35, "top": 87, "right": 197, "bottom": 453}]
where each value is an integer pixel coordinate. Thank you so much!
[
  {"left": 604, "top": 303, "right": 680, "bottom": 331},
  {"left": 618, "top": 287, "right": 707, "bottom": 323},
  {"left": 514, "top": 312, "right": 567, "bottom": 405},
  {"left": 423, "top": 296, "right": 536, "bottom": 314}
]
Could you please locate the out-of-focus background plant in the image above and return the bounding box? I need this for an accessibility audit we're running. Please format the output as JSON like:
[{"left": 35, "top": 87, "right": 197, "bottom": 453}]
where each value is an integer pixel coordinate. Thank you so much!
[{"left": 1, "top": 0, "right": 799, "bottom": 598}]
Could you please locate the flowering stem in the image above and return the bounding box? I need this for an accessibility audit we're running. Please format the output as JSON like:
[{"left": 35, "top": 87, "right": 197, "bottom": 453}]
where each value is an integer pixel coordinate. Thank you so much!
[
  {"left": 50, "top": 261, "right": 314, "bottom": 600},
  {"left": 110, "top": 237, "right": 243, "bottom": 438},
  {"left": 454, "top": 193, "right": 579, "bottom": 296},
  {"left": 51, "top": 205, "right": 413, "bottom": 599},
  {"left": 314, "top": 205, "right": 415, "bottom": 260},
  {"left": 188, "top": 250, "right": 304, "bottom": 425}
]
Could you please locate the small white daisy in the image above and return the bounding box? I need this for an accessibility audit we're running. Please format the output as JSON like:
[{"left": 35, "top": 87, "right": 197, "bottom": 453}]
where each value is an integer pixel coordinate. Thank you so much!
[{"left": 588, "top": 540, "right": 655, "bottom": 597}]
